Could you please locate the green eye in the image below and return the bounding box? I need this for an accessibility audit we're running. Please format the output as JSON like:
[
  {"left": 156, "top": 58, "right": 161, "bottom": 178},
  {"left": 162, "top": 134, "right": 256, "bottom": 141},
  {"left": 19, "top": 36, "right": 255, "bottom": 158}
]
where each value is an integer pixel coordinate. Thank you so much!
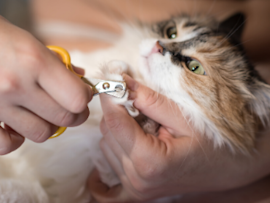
[
  {"left": 187, "top": 60, "right": 205, "bottom": 75},
  {"left": 166, "top": 27, "right": 177, "bottom": 39}
]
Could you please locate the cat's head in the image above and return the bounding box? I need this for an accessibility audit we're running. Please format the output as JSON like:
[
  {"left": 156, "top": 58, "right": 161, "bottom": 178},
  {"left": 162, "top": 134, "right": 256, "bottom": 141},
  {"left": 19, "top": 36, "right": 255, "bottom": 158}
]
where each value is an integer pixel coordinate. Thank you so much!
[{"left": 138, "top": 13, "right": 270, "bottom": 152}]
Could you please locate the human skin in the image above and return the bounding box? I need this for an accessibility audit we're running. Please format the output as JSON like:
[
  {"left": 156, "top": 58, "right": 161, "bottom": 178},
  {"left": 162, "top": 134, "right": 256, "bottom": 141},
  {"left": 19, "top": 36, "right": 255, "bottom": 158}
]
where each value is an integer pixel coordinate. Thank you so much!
[
  {"left": 88, "top": 74, "right": 270, "bottom": 202},
  {"left": 0, "top": 16, "right": 92, "bottom": 155}
]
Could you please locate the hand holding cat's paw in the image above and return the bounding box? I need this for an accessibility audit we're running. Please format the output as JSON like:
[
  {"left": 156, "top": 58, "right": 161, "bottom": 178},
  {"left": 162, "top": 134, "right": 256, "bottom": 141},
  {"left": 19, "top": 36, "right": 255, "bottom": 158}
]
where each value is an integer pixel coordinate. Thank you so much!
[
  {"left": 88, "top": 76, "right": 270, "bottom": 202},
  {"left": 101, "top": 61, "right": 139, "bottom": 117}
]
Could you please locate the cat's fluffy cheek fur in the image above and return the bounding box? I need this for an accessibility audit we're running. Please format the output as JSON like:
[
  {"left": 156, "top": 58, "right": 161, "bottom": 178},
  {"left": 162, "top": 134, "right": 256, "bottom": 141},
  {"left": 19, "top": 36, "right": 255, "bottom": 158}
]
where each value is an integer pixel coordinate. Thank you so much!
[{"left": 138, "top": 39, "right": 226, "bottom": 148}]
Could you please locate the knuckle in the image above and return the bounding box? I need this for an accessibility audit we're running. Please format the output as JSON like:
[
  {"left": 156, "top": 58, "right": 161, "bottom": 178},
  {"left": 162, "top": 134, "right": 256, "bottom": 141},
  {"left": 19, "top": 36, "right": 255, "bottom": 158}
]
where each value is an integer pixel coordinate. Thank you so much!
[
  {"left": 19, "top": 41, "right": 41, "bottom": 63},
  {"left": 0, "top": 75, "right": 20, "bottom": 95},
  {"left": 31, "top": 125, "right": 54, "bottom": 143},
  {"left": 137, "top": 164, "right": 158, "bottom": 180},
  {"left": 134, "top": 158, "right": 166, "bottom": 181},
  {"left": 17, "top": 39, "right": 47, "bottom": 73},
  {"left": 130, "top": 179, "right": 152, "bottom": 194},
  {"left": 56, "top": 111, "right": 77, "bottom": 127}
]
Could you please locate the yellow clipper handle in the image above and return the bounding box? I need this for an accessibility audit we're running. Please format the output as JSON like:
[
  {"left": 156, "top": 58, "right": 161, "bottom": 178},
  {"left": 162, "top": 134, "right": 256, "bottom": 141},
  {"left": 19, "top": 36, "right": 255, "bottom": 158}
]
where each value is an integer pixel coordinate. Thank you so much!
[
  {"left": 47, "top": 45, "right": 83, "bottom": 78},
  {"left": 46, "top": 45, "right": 81, "bottom": 138},
  {"left": 51, "top": 126, "right": 66, "bottom": 139}
]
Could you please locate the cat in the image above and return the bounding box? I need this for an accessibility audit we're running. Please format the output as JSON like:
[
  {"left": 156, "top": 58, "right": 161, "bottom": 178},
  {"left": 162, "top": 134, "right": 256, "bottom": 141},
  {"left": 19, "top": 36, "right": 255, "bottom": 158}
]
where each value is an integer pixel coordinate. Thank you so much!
[{"left": 0, "top": 13, "right": 269, "bottom": 203}]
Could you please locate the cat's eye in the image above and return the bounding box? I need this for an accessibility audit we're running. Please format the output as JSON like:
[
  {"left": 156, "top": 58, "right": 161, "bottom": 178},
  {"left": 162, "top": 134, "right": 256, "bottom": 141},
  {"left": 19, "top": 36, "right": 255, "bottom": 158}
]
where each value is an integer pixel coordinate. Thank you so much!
[
  {"left": 187, "top": 60, "right": 205, "bottom": 75},
  {"left": 166, "top": 27, "right": 177, "bottom": 39}
]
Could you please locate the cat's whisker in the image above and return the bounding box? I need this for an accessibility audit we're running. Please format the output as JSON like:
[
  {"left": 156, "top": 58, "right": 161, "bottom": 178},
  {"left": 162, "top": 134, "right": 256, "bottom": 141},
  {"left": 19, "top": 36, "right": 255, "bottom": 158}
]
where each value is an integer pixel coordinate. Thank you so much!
[
  {"left": 178, "top": 129, "right": 195, "bottom": 170},
  {"left": 231, "top": 38, "right": 253, "bottom": 49},
  {"left": 194, "top": 133, "right": 210, "bottom": 162},
  {"left": 217, "top": 17, "right": 247, "bottom": 47}
]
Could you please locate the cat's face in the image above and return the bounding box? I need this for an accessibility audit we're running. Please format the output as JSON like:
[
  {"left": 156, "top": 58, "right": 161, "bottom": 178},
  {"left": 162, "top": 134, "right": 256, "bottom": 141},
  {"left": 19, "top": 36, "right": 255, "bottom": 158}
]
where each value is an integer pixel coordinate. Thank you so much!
[{"left": 137, "top": 14, "right": 270, "bottom": 152}]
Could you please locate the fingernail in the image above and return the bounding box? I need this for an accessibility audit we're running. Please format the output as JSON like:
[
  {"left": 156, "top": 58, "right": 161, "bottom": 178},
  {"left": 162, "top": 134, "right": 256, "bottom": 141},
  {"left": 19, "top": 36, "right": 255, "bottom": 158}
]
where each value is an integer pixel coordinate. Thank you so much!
[
  {"left": 73, "top": 65, "right": 85, "bottom": 75},
  {"left": 122, "top": 74, "right": 139, "bottom": 91}
]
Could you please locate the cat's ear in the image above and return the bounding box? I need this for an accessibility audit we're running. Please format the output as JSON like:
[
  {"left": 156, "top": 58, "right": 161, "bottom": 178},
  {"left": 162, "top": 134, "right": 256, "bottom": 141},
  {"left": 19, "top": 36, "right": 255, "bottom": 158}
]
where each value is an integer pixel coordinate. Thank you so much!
[
  {"left": 218, "top": 13, "right": 245, "bottom": 43},
  {"left": 249, "top": 80, "right": 270, "bottom": 125}
]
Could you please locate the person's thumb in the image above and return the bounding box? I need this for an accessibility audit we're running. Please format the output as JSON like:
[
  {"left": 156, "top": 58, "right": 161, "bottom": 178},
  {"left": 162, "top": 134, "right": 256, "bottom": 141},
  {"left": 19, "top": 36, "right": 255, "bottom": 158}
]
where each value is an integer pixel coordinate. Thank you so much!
[{"left": 124, "top": 74, "right": 192, "bottom": 137}]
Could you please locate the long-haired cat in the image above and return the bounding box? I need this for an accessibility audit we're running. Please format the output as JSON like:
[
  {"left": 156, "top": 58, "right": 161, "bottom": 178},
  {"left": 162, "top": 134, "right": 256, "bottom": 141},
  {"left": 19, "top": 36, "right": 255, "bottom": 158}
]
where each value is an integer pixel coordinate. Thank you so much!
[{"left": 0, "top": 13, "right": 269, "bottom": 203}]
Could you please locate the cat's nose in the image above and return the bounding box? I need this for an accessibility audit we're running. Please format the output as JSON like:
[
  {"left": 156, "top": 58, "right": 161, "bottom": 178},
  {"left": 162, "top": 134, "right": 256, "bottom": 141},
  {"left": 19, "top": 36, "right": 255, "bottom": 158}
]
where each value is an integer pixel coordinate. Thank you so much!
[
  {"left": 151, "top": 41, "right": 165, "bottom": 55},
  {"left": 156, "top": 41, "right": 164, "bottom": 54}
]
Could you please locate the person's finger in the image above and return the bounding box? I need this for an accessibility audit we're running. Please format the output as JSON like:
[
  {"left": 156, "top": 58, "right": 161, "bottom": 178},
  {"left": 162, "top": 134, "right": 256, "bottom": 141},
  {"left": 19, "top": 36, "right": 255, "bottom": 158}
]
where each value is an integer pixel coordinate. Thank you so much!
[
  {"left": 100, "top": 86, "right": 199, "bottom": 181},
  {"left": 50, "top": 49, "right": 85, "bottom": 76},
  {"left": 0, "top": 125, "right": 24, "bottom": 155},
  {"left": 37, "top": 47, "right": 92, "bottom": 113},
  {"left": 101, "top": 118, "right": 165, "bottom": 196},
  {"left": 100, "top": 94, "right": 149, "bottom": 155},
  {"left": 124, "top": 74, "right": 193, "bottom": 137},
  {"left": 100, "top": 91, "right": 184, "bottom": 158},
  {"left": 72, "top": 65, "right": 85, "bottom": 75},
  {"left": 99, "top": 137, "right": 126, "bottom": 178},
  {"left": 101, "top": 136, "right": 158, "bottom": 197},
  {"left": 20, "top": 85, "right": 90, "bottom": 127},
  {"left": 100, "top": 117, "right": 130, "bottom": 163},
  {"left": 100, "top": 94, "right": 176, "bottom": 177},
  {"left": 100, "top": 118, "right": 144, "bottom": 185},
  {"left": 89, "top": 169, "right": 130, "bottom": 203},
  {"left": 0, "top": 106, "right": 58, "bottom": 142}
]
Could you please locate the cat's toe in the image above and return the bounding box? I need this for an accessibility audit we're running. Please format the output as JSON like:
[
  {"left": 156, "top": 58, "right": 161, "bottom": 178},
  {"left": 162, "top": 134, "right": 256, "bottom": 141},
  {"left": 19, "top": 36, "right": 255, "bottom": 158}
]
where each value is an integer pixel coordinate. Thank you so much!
[{"left": 106, "top": 60, "right": 129, "bottom": 75}]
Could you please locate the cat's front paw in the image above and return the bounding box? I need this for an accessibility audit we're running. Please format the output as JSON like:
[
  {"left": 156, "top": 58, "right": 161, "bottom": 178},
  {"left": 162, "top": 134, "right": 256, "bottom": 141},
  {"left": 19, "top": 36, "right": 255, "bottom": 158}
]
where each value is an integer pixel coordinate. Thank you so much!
[
  {"left": 102, "top": 60, "right": 139, "bottom": 117},
  {"left": 102, "top": 60, "right": 129, "bottom": 80}
]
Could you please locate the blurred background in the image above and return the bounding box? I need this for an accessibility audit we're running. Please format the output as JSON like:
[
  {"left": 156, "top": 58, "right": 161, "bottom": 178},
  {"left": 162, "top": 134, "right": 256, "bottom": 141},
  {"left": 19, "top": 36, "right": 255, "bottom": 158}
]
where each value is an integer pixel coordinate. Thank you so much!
[
  {"left": 0, "top": 0, "right": 270, "bottom": 202},
  {"left": 0, "top": 0, "right": 32, "bottom": 31},
  {"left": 1, "top": 0, "right": 270, "bottom": 61}
]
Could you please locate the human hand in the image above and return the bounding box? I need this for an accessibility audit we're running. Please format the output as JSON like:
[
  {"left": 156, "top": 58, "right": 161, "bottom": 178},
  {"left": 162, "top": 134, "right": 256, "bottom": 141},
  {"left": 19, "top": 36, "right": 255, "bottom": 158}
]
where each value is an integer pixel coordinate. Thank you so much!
[
  {"left": 88, "top": 74, "right": 270, "bottom": 202},
  {"left": 0, "top": 17, "right": 92, "bottom": 155}
]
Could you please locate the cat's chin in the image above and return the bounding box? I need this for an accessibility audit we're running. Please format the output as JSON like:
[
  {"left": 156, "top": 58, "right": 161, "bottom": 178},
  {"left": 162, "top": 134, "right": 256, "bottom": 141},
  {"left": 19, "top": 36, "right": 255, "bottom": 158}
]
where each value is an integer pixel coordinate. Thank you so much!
[
  {"left": 138, "top": 39, "right": 157, "bottom": 77},
  {"left": 140, "top": 56, "right": 152, "bottom": 74}
]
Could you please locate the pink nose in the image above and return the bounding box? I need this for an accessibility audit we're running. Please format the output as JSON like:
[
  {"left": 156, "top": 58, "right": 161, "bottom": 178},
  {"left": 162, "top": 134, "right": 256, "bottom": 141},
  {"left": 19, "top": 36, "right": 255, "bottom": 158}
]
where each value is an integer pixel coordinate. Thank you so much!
[{"left": 151, "top": 41, "right": 164, "bottom": 54}]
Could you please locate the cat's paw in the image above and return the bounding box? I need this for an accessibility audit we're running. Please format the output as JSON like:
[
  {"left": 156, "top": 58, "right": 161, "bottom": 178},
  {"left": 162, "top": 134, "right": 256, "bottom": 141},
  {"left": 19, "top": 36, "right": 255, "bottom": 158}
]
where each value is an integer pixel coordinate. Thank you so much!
[
  {"left": 135, "top": 114, "right": 160, "bottom": 136},
  {"left": 102, "top": 60, "right": 129, "bottom": 80},
  {"left": 102, "top": 60, "right": 139, "bottom": 117}
]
